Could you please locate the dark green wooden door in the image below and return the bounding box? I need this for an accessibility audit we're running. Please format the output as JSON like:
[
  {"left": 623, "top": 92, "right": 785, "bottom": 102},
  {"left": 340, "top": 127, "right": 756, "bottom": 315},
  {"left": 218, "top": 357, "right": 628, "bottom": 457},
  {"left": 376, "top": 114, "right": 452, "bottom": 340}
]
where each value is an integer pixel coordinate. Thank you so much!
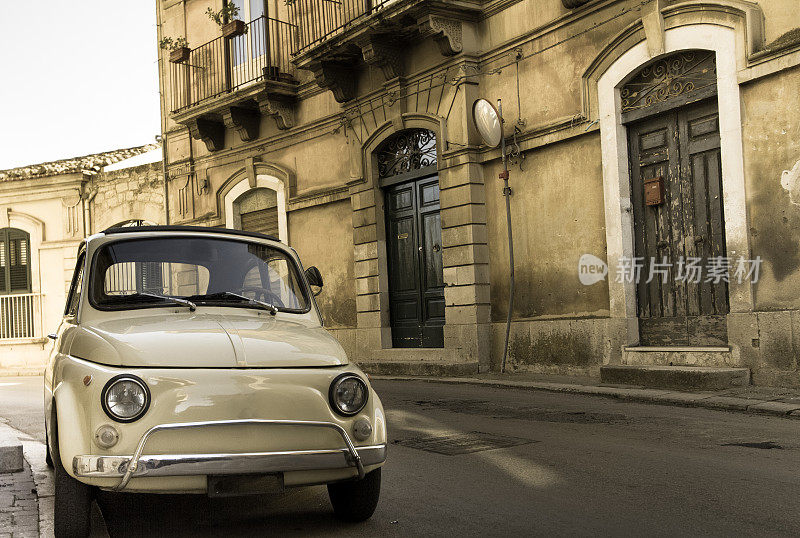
[
  {"left": 628, "top": 99, "right": 728, "bottom": 345},
  {"left": 385, "top": 176, "right": 445, "bottom": 348}
]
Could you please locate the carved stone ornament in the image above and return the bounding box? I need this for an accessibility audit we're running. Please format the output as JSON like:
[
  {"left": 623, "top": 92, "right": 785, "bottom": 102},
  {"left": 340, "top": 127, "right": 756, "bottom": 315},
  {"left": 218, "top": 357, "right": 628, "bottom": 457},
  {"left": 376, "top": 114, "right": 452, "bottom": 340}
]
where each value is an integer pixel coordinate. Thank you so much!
[
  {"left": 359, "top": 35, "right": 403, "bottom": 80},
  {"left": 256, "top": 93, "right": 296, "bottom": 130},
  {"left": 186, "top": 117, "right": 225, "bottom": 152},
  {"left": 221, "top": 106, "right": 260, "bottom": 141},
  {"left": 417, "top": 16, "right": 462, "bottom": 57},
  {"left": 310, "top": 61, "right": 357, "bottom": 103}
]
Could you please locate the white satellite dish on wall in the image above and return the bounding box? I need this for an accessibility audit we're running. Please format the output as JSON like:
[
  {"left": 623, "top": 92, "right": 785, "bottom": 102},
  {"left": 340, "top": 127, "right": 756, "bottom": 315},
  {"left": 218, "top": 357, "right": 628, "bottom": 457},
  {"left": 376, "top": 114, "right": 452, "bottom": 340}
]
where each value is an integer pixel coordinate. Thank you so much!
[{"left": 472, "top": 98, "right": 503, "bottom": 148}]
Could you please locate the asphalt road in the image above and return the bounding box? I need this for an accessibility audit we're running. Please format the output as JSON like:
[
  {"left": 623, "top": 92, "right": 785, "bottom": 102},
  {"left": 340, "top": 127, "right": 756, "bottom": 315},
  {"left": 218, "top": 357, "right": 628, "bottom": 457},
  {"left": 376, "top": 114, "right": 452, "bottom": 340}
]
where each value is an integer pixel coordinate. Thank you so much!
[{"left": 2, "top": 376, "right": 800, "bottom": 536}]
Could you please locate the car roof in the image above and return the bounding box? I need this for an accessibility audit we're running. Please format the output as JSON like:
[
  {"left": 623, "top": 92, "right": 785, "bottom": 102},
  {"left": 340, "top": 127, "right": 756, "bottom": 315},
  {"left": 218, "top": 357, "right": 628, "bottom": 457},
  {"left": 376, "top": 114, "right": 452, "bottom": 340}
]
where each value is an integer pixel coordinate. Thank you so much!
[{"left": 100, "top": 225, "right": 280, "bottom": 243}]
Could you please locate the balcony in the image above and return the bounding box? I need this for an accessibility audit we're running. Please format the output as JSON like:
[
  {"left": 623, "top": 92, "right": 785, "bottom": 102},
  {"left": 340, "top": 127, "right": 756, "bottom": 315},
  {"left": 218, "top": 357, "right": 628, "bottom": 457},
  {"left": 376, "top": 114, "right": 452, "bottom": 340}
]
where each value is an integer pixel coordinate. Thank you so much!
[
  {"left": 168, "top": 16, "right": 301, "bottom": 150},
  {"left": 0, "top": 293, "right": 43, "bottom": 341},
  {"left": 287, "top": 0, "right": 481, "bottom": 102}
]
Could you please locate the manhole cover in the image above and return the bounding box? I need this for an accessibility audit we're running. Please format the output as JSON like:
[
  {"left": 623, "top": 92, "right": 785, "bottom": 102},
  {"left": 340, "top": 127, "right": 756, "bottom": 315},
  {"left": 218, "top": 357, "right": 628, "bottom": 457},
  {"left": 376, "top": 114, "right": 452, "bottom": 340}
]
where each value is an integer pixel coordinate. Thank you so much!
[{"left": 394, "top": 431, "right": 534, "bottom": 455}]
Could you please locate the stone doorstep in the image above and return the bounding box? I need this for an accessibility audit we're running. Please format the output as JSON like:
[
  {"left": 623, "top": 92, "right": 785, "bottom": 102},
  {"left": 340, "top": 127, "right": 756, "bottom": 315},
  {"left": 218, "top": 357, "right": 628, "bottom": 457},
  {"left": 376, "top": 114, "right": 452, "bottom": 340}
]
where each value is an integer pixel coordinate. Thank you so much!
[
  {"left": 621, "top": 346, "right": 735, "bottom": 367},
  {"left": 600, "top": 365, "right": 750, "bottom": 391},
  {"left": 358, "top": 358, "right": 480, "bottom": 377}
]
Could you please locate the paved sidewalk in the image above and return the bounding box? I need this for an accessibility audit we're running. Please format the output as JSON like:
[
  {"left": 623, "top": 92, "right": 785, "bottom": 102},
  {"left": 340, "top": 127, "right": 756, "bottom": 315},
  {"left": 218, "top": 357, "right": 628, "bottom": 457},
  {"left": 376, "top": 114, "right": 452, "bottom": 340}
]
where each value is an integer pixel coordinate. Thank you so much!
[
  {"left": 373, "top": 373, "right": 800, "bottom": 418},
  {"left": 0, "top": 422, "right": 53, "bottom": 537}
]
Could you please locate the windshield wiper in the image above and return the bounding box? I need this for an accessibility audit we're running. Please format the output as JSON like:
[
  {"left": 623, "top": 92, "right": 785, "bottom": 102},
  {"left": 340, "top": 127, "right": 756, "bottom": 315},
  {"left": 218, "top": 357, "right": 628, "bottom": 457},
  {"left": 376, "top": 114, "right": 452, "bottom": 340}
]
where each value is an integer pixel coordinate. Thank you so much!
[
  {"left": 135, "top": 292, "right": 196, "bottom": 311},
  {"left": 192, "top": 292, "right": 278, "bottom": 315}
]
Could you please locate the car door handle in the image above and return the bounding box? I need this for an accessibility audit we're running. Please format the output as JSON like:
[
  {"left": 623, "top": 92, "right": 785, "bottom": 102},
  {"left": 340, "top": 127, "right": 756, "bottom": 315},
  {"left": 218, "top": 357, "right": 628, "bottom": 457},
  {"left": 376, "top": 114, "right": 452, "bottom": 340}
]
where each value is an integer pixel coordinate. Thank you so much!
[{"left": 47, "top": 333, "right": 58, "bottom": 340}]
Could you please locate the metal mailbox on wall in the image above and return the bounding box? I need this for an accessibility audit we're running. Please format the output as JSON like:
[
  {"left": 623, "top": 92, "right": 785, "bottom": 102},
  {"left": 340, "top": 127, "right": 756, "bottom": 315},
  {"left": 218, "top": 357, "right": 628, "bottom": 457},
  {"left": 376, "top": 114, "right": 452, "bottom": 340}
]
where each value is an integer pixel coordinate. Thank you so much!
[{"left": 644, "top": 176, "right": 665, "bottom": 206}]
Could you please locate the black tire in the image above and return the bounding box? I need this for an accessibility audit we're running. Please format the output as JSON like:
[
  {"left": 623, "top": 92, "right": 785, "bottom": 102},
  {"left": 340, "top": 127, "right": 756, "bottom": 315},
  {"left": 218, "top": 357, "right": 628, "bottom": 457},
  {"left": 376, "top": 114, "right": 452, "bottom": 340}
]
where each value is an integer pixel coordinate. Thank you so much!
[
  {"left": 45, "top": 431, "right": 54, "bottom": 468},
  {"left": 53, "top": 417, "right": 93, "bottom": 537},
  {"left": 327, "top": 468, "right": 381, "bottom": 522}
]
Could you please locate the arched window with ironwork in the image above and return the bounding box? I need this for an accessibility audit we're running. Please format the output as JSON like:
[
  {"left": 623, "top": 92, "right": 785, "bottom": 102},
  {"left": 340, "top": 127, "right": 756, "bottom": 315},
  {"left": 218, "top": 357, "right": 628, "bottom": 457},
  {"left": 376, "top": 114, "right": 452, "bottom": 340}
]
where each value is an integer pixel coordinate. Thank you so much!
[
  {"left": 376, "top": 128, "right": 437, "bottom": 183},
  {"left": 620, "top": 50, "right": 717, "bottom": 123}
]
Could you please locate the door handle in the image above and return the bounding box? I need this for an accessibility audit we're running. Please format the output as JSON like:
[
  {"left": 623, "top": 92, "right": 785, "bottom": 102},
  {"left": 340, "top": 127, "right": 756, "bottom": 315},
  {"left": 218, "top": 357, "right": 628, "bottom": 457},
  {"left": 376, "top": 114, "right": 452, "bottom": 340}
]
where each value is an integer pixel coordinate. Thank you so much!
[
  {"left": 47, "top": 333, "right": 57, "bottom": 340},
  {"left": 418, "top": 246, "right": 423, "bottom": 252},
  {"left": 433, "top": 244, "right": 440, "bottom": 252}
]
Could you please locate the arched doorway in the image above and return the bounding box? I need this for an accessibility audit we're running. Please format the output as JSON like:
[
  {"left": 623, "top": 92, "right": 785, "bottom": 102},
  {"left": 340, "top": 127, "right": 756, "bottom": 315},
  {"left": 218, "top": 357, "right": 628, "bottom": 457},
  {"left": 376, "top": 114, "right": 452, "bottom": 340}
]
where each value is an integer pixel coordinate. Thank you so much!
[
  {"left": 377, "top": 128, "right": 444, "bottom": 348},
  {"left": 623, "top": 50, "right": 728, "bottom": 345}
]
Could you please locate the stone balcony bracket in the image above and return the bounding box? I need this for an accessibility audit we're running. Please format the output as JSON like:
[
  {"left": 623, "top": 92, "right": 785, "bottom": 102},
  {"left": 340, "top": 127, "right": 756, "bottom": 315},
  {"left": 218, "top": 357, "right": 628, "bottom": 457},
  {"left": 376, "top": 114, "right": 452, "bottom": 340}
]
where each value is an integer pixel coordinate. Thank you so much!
[
  {"left": 173, "top": 78, "right": 299, "bottom": 151},
  {"left": 293, "top": 0, "right": 481, "bottom": 103}
]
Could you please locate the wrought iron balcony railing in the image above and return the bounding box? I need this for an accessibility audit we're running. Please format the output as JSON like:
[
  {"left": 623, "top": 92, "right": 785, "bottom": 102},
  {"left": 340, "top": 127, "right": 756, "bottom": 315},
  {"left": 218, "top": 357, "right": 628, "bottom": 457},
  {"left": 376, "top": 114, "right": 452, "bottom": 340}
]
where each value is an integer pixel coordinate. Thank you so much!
[
  {"left": 288, "top": 0, "right": 399, "bottom": 54},
  {"left": 0, "top": 293, "right": 42, "bottom": 340},
  {"left": 169, "top": 16, "right": 298, "bottom": 113}
]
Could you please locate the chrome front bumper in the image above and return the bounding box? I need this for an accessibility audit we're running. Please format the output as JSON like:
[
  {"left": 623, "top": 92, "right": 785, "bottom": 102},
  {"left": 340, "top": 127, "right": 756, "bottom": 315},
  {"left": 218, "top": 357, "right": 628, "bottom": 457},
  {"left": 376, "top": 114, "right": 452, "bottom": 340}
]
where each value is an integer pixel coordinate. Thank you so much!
[{"left": 72, "top": 419, "right": 386, "bottom": 491}]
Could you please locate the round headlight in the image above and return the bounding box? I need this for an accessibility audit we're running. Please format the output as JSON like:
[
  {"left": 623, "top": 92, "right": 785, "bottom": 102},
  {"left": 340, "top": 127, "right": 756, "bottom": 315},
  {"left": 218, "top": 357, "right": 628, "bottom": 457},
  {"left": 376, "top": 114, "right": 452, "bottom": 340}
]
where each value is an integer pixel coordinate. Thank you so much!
[
  {"left": 101, "top": 375, "right": 150, "bottom": 423},
  {"left": 329, "top": 374, "right": 368, "bottom": 417}
]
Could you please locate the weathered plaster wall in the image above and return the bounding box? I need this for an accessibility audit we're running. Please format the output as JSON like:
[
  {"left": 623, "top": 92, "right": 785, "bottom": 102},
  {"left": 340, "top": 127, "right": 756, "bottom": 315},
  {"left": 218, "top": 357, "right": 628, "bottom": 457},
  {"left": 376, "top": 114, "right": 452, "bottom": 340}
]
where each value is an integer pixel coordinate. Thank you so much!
[
  {"left": 485, "top": 133, "right": 610, "bottom": 321},
  {"left": 287, "top": 200, "right": 357, "bottom": 330},
  {"left": 742, "top": 66, "right": 800, "bottom": 310}
]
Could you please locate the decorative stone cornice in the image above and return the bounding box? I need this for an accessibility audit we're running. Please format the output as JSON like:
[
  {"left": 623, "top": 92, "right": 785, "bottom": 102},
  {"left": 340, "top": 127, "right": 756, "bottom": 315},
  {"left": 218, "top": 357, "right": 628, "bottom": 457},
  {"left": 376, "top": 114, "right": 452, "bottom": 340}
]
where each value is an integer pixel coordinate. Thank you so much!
[
  {"left": 186, "top": 118, "right": 225, "bottom": 152},
  {"left": 221, "top": 106, "right": 260, "bottom": 141}
]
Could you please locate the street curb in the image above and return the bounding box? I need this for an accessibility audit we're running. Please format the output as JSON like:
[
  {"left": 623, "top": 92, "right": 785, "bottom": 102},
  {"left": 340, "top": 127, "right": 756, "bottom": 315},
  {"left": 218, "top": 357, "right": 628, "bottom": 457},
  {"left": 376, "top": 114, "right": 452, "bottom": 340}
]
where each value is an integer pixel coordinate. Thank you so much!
[
  {"left": 0, "top": 420, "right": 54, "bottom": 537},
  {"left": 372, "top": 376, "right": 800, "bottom": 418},
  {"left": 0, "top": 368, "right": 45, "bottom": 378}
]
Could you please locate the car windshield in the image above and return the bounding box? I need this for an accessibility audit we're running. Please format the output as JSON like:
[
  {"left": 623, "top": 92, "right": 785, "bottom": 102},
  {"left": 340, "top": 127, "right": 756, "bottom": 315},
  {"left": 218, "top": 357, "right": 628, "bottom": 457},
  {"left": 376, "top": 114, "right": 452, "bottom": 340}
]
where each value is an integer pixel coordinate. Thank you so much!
[{"left": 90, "top": 236, "right": 309, "bottom": 312}]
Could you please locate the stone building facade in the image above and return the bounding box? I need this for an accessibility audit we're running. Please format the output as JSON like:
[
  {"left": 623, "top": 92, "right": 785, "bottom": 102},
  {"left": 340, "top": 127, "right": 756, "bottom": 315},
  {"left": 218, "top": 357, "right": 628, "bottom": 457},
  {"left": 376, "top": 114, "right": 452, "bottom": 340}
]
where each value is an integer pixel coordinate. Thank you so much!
[
  {"left": 0, "top": 145, "right": 163, "bottom": 373},
  {"left": 156, "top": 0, "right": 800, "bottom": 385}
]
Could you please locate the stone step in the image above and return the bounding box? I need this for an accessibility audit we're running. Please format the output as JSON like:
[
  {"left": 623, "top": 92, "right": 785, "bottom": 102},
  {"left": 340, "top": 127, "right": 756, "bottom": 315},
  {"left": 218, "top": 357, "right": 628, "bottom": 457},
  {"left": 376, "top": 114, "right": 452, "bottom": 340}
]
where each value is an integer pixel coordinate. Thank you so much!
[
  {"left": 357, "top": 359, "right": 480, "bottom": 376},
  {"left": 600, "top": 365, "right": 750, "bottom": 390},
  {"left": 356, "top": 348, "right": 479, "bottom": 376},
  {"left": 622, "top": 346, "right": 737, "bottom": 367}
]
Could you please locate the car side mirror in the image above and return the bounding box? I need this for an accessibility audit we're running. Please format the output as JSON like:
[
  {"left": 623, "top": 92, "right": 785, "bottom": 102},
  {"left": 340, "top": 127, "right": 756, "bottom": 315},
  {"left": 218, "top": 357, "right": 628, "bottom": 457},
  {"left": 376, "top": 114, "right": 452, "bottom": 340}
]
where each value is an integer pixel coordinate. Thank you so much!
[{"left": 305, "top": 266, "right": 323, "bottom": 296}]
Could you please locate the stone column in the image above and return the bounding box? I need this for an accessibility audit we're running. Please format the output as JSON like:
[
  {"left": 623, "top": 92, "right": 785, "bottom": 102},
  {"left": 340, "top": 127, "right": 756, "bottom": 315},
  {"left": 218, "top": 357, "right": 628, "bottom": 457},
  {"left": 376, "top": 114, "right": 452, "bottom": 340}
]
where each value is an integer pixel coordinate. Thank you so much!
[{"left": 438, "top": 58, "right": 492, "bottom": 370}]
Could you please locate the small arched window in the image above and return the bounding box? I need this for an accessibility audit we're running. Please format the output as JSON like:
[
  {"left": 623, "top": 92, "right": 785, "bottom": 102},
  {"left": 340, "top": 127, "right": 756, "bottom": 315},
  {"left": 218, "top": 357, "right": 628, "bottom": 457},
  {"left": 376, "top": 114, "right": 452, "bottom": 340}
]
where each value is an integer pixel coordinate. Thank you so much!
[
  {"left": 235, "top": 188, "right": 279, "bottom": 237},
  {"left": 0, "top": 228, "right": 31, "bottom": 294}
]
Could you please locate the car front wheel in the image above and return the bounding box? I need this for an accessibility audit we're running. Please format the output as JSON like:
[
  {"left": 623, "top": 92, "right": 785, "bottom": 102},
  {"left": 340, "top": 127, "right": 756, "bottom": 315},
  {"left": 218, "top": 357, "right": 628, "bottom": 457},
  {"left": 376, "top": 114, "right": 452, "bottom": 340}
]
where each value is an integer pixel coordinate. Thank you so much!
[
  {"left": 53, "top": 419, "right": 93, "bottom": 537},
  {"left": 327, "top": 467, "right": 381, "bottom": 522}
]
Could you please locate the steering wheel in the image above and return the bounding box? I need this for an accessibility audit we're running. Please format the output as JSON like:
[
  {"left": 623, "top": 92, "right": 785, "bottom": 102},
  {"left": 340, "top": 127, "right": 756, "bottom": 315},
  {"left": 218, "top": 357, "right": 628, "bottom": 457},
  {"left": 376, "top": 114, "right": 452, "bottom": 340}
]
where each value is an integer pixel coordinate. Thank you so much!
[{"left": 233, "top": 287, "right": 284, "bottom": 307}]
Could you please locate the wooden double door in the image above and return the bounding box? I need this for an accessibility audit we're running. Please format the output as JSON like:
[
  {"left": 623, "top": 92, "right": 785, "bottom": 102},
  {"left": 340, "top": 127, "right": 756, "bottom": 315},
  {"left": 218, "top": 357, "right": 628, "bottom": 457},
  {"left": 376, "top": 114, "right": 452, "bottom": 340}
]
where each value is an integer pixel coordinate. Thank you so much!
[
  {"left": 385, "top": 176, "right": 445, "bottom": 348},
  {"left": 628, "top": 99, "right": 729, "bottom": 346}
]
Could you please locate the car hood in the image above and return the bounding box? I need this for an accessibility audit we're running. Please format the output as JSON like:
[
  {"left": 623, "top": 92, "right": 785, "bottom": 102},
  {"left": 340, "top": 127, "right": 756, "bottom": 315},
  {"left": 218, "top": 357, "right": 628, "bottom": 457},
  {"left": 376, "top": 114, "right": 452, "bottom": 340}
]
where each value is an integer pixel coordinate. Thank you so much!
[{"left": 68, "top": 311, "right": 348, "bottom": 368}]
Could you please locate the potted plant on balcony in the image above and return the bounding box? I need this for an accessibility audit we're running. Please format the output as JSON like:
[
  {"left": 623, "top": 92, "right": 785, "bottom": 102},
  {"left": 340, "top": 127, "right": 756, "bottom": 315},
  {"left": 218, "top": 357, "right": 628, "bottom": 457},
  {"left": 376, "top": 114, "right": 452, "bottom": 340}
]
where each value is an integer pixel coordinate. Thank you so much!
[
  {"left": 160, "top": 37, "right": 191, "bottom": 63},
  {"left": 206, "top": 3, "right": 248, "bottom": 39}
]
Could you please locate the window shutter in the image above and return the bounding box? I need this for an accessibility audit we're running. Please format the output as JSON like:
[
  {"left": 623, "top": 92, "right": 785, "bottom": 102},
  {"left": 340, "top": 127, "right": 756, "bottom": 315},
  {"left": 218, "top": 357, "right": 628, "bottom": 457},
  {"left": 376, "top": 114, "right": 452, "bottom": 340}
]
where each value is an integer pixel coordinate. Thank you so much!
[
  {"left": 1, "top": 228, "right": 30, "bottom": 293},
  {"left": 0, "top": 238, "right": 6, "bottom": 293},
  {"left": 240, "top": 207, "right": 279, "bottom": 237}
]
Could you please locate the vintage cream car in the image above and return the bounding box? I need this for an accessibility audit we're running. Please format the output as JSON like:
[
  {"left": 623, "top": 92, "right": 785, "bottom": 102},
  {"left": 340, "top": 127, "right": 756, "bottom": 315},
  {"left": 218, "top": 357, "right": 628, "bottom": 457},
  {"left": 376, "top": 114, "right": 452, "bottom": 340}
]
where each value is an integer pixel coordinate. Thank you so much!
[{"left": 44, "top": 226, "right": 386, "bottom": 536}]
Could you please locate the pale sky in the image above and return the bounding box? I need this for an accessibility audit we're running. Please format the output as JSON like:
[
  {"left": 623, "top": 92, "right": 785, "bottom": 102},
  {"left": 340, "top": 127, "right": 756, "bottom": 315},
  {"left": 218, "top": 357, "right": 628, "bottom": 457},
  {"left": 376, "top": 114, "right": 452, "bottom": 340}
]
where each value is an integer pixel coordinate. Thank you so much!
[{"left": 0, "top": 1, "right": 160, "bottom": 169}]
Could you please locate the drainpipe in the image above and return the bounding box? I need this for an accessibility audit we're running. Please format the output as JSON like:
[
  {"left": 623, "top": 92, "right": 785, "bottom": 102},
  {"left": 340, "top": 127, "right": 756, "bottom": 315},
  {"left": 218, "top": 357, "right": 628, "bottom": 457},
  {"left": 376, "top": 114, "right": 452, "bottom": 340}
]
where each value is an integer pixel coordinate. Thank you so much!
[
  {"left": 156, "top": 0, "right": 170, "bottom": 224},
  {"left": 499, "top": 99, "right": 515, "bottom": 374}
]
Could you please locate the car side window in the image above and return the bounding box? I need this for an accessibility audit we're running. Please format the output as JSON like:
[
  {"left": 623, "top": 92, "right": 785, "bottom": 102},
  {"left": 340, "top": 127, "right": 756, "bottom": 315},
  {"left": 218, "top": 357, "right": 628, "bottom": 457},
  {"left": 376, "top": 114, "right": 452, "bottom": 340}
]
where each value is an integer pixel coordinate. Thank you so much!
[{"left": 65, "top": 253, "right": 85, "bottom": 318}]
